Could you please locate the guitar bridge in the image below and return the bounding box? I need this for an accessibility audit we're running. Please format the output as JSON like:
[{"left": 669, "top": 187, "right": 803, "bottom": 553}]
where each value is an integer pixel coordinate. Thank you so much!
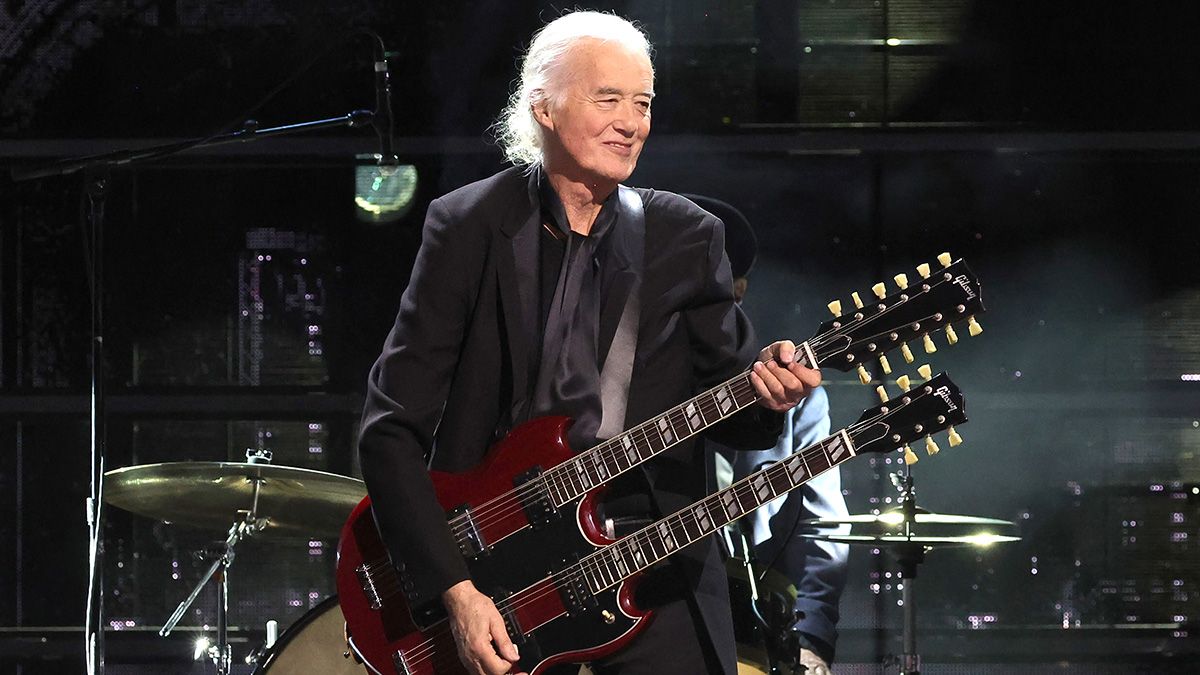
[
  {"left": 493, "top": 588, "right": 527, "bottom": 646},
  {"left": 391, "top": 648, "right": 414, "bottom": 675},
  {"left": 515, "top": 467, "right": 559, "bottom": 528},
  {"left": 354, "top": 562, "right": 386, "bottom": 610},
  {"left": 449, "top": 504, "right": 488, "bottom": 558}
]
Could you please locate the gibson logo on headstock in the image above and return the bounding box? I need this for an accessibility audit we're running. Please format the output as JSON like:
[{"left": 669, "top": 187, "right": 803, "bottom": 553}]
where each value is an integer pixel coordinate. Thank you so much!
[
  {"left": 953, "top": 274, "right": 977, "bottom": 300},
  {"left": 934, "top": 385, "right": 958, "bottom": 411}
]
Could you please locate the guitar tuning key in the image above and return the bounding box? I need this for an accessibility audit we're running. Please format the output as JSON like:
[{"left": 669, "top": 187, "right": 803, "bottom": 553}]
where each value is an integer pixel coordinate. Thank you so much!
[
  {"left": 857, "top": 365, "right": 872, "bottom": 385},
  {"left": 872, "top": 282, "right": 887, "bottom": 299},
  {"left": 896, "top": 374, "right": 911, "bottom": 391},
  {"left": 879, "top": 354, "right": 892, "bottom": 375},
  {"left": 925, "top": 435, "right": 941, "bottom": 456},
  {"left": 893, "top": 273, "right": 909, "bottom": 290},
  {"left": 851, "top": 291, "right": 864, "bottom": 309},
  {"left": 945, "top": 324, "right": 959, "bottom": 345},
  {"left": 900, "top": 342, "right": 914, "bottom": 363},
  {"left": 876, "top": 385, "right": 888, "bottom": 403},
  {"left": 903, "top": 444, "right": 919, "bottom": 465},
  {"left": 827, "top": 300, "right": 842, "bottom": 316},
  {"left": 923, "top": 334, "right": 937, "bottom": 353},
  {"left": 937, "top": 252, "right": 953, "bottom": 268},
  {"left": 948, "top": 425, "right": 963, "bottom": 447},
  {"left": 916, "top": 262, "right": 931, "bottom": 279},
  {"left": 968, "top": 316, "right": 983, "bottom": 336},
  {"left": 917, "top": 364, "right": 932, "bottom": 381}
]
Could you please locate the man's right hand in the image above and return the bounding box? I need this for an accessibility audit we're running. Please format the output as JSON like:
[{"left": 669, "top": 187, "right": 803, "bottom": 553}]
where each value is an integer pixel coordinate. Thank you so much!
[{"left": 442, "top": 580, "right": 524, "bottom": 675}]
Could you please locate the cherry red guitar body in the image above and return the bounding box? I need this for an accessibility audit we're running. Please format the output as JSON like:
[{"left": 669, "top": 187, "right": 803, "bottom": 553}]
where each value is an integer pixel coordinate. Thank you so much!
[{"left": 336, "top": 416, "right": 651, "bottom": 674}]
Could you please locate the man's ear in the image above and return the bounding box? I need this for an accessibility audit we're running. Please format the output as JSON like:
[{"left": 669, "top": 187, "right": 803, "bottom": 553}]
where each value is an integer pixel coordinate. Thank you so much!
[{"left": 532, "top": 98, "right": 553, "bottom": 131}]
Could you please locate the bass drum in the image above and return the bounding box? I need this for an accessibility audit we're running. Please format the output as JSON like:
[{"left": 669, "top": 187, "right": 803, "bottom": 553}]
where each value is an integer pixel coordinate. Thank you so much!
[
  {"left": 252, "top": 595, "right": 363, "bottom": 674},
  {"left": 727, "top": 559, "right": 798, "bottom": 675}
]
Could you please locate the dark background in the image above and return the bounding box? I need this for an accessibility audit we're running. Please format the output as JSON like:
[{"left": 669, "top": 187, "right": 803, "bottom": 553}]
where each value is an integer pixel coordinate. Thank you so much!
[{"left": 2, "top": 1, "right": 1199, "bottom": 672}]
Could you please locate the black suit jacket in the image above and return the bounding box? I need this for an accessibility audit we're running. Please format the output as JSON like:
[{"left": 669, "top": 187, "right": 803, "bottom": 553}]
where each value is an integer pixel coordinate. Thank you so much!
[{"left": 358, "top": 166, "right": 782, "bottom": 674}]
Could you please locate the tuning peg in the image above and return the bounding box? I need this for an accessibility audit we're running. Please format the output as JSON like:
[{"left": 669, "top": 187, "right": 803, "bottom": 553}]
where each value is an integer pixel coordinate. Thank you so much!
[
  {"left": 876, "top": 385, "right": 888, "bottom": 403},
  {"left": 945, "top": 324, "right": 959, "bottom": 345},
  {"left": 879, "top": 354, "right": 892, "bottom": 375},
  {"left": 851, "top": 291, "right": 864, "bottom": 309},
  {"left": 916, "top": 262, "right": 931, "bottom": 279},
  {"left": 900, "top": 342, "right": 914, "bottom": 363},
  {"left": 827, "top": 300, "right": 842, "bottom": 316},
  {"left": 923, "top": 334, "right": 937, "bottom": 354},
  {"left": 937, "top": 252, "right": 952, "bottom": 268},
  {"left": 857, "top": 365, "right": 871, "bottom": 385},
  {"left": 917, "top": 364, "right": 932, "bottom": 380},
  {"left": 903, "top": 444, "right": 919, "bottom": 465},
  {"left": 948, "top": 426, "right": 963, "bottom": 447},
  {"left": 896, "top": 374, "right": 911, "bottom": 391},
  {"left": 925, "top": 435, "right": 941, "bottom": 456},
  {"left": 893, "top": 273, "right": 909, "bottom": 290},
  {"left": 968, "top": 316, "right": 983, "bottom": 336},
  {"left": 872, "top": 282, "right": 887, "bottom": 299}
]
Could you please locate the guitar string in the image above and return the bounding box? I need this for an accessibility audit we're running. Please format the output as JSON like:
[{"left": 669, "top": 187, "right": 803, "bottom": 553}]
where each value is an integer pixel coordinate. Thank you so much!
[
  {"left": 350, "top": 309, "right": 950, "bottom": 588},
  {"left": 357, "top": 301, "right": 957, "bottom": 590},
  {"left": 442, "top": 273, "right": 965, "bottom": 537},
  {"left": 396, "top": 419, "right": 887, "bottom": 667},
  {"left": 437, "top": 303, "right": 952, "bottom": 541},
  {"left": 400, "top": 386, "right": 948, "bottom": 667}
]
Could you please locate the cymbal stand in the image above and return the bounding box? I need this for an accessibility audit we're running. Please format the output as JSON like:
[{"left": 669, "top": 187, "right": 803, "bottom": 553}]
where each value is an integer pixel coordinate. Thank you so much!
[
  {"left": 159, "top": 471, "right": 267, "bottom": 674},
  {"left": 887, "top": 469, "right": 926, "bottom": 675}
]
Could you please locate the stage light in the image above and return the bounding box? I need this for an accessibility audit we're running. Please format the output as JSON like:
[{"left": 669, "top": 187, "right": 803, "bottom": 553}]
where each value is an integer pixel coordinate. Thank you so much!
[
  {"left": 355, "top": 155, "right": 418, "bottom": 223},
  {"left": 193, "top": 637, "right": 211, "bottom": 660}
]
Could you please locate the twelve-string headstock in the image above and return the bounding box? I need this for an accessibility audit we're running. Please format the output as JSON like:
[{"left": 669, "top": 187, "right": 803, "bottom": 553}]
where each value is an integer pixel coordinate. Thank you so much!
[{"left": 816, "top": 252, "right": 985, "bottom": 386}]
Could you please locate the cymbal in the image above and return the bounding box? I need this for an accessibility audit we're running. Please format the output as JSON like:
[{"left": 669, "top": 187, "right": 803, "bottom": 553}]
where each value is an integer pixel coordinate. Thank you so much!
[
  {"left": 800, "top": 508, "right": 1013, "bottom": 528},
  {"left": 801, "top": 532, "right": 1020, "bottom": 548},
  {"left": 104, "top": 461, "right": 365, "bottom": 540}
]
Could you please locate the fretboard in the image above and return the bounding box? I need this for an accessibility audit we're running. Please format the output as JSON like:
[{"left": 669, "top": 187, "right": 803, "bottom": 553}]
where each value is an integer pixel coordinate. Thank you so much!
[
  {"left": 542, "top": 342, "right": 818, "bottom": 507},
  {"left": 573, "top": 427, "right": 855, "bottom": 594}
]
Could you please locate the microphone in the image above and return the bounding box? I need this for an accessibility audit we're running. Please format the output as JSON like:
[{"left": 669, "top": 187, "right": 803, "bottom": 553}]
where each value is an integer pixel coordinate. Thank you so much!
[{"left": 373, "top": 42, "right": 398, "bottom": 167}]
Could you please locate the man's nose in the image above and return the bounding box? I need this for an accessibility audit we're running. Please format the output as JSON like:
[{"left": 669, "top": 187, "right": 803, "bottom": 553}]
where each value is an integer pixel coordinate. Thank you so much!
[{"left": 612, "top": 101, "right": 640, "bottom": 136}]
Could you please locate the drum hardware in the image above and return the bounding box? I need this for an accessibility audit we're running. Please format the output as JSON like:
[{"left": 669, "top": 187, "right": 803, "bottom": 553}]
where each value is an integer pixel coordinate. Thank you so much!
[
  {"left": 725, "top": 526, "right": 807, "bottom": 675},
  {"left": 102, "top": 451, "right": 367, "bottom": 674},
  {"left": 800, "top": 470, "right": 1019, "bottom": 675},
  {"left": 250, "top": 596, "right": 365, "bottom": 674}
]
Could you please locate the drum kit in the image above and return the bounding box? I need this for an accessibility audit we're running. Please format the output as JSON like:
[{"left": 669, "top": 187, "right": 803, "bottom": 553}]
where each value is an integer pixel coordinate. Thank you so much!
[
  {"left": 106, "top": 456, "right": 1018, "bottom": 675},
  {"left": 103, "top": 450, "right": 366, "bottom": 674}
]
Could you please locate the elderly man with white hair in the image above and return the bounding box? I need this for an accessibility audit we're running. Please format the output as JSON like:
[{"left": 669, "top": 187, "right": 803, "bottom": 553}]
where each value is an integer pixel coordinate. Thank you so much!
[{"left": 358, "top": 11, "right": 821, "bottom": 675}]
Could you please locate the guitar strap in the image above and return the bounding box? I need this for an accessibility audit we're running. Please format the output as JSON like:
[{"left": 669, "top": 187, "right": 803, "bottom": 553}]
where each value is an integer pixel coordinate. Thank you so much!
[{"left": 597, "top": 185, "right": 644, "bottom": 440}]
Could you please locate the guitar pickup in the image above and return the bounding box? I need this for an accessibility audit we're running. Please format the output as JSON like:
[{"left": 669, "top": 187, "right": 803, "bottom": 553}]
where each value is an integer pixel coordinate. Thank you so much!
[
  {"left": 555, "top": 559, "right": 598, "bottom": 616},
  {"left": 449, "top": 504, "right": 488, "bottom": 559},
  {"left": 515, "top": 467, "right": 559, "bottom": 528}
]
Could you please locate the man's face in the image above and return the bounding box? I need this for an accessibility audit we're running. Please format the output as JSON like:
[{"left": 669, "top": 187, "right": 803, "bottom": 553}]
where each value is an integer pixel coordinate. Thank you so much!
[{"left": 536, "top": 40, "right": 653, "bottom": 187}]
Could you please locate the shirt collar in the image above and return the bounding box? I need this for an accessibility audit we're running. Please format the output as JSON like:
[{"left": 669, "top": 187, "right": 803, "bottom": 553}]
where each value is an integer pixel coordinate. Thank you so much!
[{"left": 536, "top": 166, "right": 618, "bottom": 242}]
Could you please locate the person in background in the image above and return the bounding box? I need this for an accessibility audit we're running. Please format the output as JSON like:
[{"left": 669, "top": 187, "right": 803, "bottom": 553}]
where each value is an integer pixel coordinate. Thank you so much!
[{"left": 687, "top": 194, "right": 850, "bottom": 675}]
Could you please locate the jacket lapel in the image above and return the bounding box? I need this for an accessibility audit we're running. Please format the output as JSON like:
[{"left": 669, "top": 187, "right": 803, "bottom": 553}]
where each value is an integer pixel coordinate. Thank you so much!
[{"left": 496, "top": 172, "right": 541, "bottom": 425}]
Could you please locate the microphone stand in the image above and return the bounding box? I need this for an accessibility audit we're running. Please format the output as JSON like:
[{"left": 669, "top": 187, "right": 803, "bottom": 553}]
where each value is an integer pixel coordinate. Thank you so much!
[{"left": 11, "top": 107, "right": 379, "bottom": 675}]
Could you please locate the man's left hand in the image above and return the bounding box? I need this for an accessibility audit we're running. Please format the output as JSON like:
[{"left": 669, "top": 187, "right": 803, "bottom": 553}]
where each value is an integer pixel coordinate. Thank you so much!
[{"left": 750, "top": 340, "right": 821, "bottom": 412}]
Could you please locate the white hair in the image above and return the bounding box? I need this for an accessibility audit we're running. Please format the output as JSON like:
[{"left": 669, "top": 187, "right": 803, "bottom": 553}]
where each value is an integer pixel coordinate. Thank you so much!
[{"left": 494, "top": 11, "right": 653, "bottom": 168}]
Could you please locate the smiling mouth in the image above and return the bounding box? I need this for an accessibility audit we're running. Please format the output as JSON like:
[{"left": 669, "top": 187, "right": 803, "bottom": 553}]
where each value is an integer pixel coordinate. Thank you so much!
[{"left": 604, "top": 142, "right": 634, "bottom": 154}]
